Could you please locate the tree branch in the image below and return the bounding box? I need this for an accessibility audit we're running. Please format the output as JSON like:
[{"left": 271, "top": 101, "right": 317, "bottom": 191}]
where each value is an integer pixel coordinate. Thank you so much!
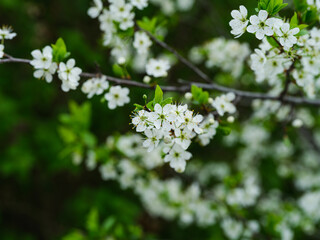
[
  {"left": 136, "top": 25, "right": 213, "bottom": 84},
  {"left": 2, "top": 55, "right": 320, "bottom": 106}
]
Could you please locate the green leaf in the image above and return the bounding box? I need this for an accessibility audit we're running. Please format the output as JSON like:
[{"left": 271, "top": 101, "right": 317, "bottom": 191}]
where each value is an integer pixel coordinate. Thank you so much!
[
  {"left": 146, "top": 101, "right": 154, "bottom": 111},
  {"left": 293, "top": 0, "right": 308, "bottom": 12},
  {"left": 137, "top": 17, "right": 158, "bottom": 33},
  {"left": 191, "top": 85, "right": 209, "bottom": 104},
  {"left": 298, "top": 24, "right": 308, "bottom": 30},
  {"left": 154, "top": 85, "right": 163, "bottom": 104},
  {"left": 191, "top": 85, "right": 202, "bottom": 99},
  {"left": 217, "top": 126, "right": 231, "bottom": 136},
  {"left": 271, "top": 3, "right": 287, "bottom": 15},
  {"left": 51, "top": 38, "right": 70, "bottom": 62},
  {"left": 62, "top": 231, "right": 85, "bottom": 240},
  {"left": 86, "top": 208, "right": 99, "bottom": 234},
  {"left": 266, "top": 36, "right": 280, "bottom": 48},
  {"left": 302, "top": 7, "right": 318, "bottom": 24},
  {"left": 81, "top": 132, "right": 96, "bottom": 148},
  {"left": 160, "top": 97, "right": 173, "bottom": 106},
  {"left": 296, "top": 28, "right": 308, "bottom": 36},
  {"left": 133, "top": 103, "right": 144, "bottom": 112},
  {"left": 290, "top": 13, "right": 299, "bottom": 28},
  {"left": 101, "top": 217, "right": 116, "bottom": 233},
  {"left": 58, "top": 126, "right": 77, "bottom": 143},
  {"left": 112, "top": 64, "right": 125, "bottom": 77},
  {"left": 198, "top": 91, "right": 209, "bottom": 104}
]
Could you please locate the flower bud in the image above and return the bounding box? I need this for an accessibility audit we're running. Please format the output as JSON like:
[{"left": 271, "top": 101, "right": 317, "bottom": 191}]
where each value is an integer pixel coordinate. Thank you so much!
[
  {"left": 292, "top": 119, "right": 303, "bottom": 128},
  {"left": 208, "top": 97, "right": 214, "bottom": 104},
  {"left": 209, "top": 118, "right": 215, "bottom": 124},
  {"left": 227, "top": 116, "right": 235, "bottom": 123},
  {"left": 117, "top": 57, "right": 126, "bottom": 65},
  {"left": 143, "top": 76, "right": 151, "bottom": 84},
  {"left": 143, "top": 94, "right": 147, "bottom": 100},
  {"left": 185, "top": 92, "right": 192, "bottom": 100}
]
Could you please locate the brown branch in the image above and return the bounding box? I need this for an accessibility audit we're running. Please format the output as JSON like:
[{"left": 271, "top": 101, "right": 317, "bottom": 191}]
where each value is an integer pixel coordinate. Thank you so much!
[
  {"left": 2, "top": 55, "right": 320, "bottom": 106},
  {"left": 279, "top": 60, "right": 296, "bottom": 101}
]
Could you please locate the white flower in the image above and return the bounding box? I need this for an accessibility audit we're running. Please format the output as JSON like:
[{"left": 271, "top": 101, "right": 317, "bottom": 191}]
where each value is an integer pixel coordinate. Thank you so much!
[
  {"left": 177, "top": 0, "right": 194, "bottom": 11},
  {"left": 99, "top": 9, "right": 116, "bottom": 33},
  {"left": 132, "top": 110, "right": 150, "bottom": 132},
  {"left": 198, "top": 114, "right": 219, "bottom": 146},
  {"left": 229, "top": 5, "right": 249, "bottom": 38},
  {"left": 99, "top": 162, "right": 117, "bottom": 180},
  {"left": 85, "top": 150, "right": 97, "bottom": 171},
  {"left": 133, "top": 31, "right": 152, "bottom": 54},
  {"left": 146, "top": 58, "right": 170, "bottom": 77},
  {"left": 87, "top": 0, "right": 103, "bottom": 18},
  {"left": 81, "top": 76, "right": 109, "bottom": 98},
  {"left": 0, "top": 44, "right": 4, "bottom": 58},
  {"left": 212, "top": 93, "right": 236, "bottom": 116},
  {"left": 30, "top": 46, "right": 53, "bottom": 69},
  {"left": 104, "top": 86, "right": 130, "bottom": 109},
  {"left": 109, "top": 1, "right": 133, "bottom": 22},
  {"left": 0, "top": 26, "right": 17, "bottom": 40},
  {"left": 183, "top": 110, "right": 203, "bottom": 134},
  {"left": 143, "top": 129, "right": 163, "bottom": 152},
  {"left": 170, "top": 104, "right": 188, "bottom": 124},
  {"left": 247, "top": 10, "right": 274, "bottom": 40},
  {"left": 148, "top": 103, "right": 174, "bottom": 130},
  {"left": 130, "top": 0, "right": 148, "bottom": 10},
  {"left": 119, "top": 12, "right": 135, "bottom": 30},
  {"left": 33, "top": 62, "right": 58, "bottom": 83},
  {"left": 293, "top": 69, "right": 314, "bottom": 87},
  {"left": 174, "top": 128, "right": 192, "bottom": 150},
  {"left": 301, "top": 57, "right": 320, "bottom": 76},
  {"left": 58, "top": 59, "right": 82, "bottom": 92},
  {"left": 221, "top": 218, "right": 243, "bottom": 240},
  {"left": 276, "top": 23, "right": 299, "bottom": 49},
  {"left": 250, "top": 49, "right": 266, "bottom": 71},
  {"left": 292, "top": 119, "right": 303, "bottom": 128},
  {"left": 164, "top": 144, "right": 192, "bottom": 172}
]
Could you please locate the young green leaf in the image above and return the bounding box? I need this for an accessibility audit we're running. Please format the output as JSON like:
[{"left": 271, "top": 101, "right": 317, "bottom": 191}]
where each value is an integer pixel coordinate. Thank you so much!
[
  {"left": 290, "top": 13, "right": 299, "bottom": 28},
  {"left": 160, "top": 97, "right": 173, "bottom": 106},
  {"left": 52, "top": 38, "right": 70, "bottom": 62},
  {"left": 154, "top": 85, "right": 163, "bottom": 104}
]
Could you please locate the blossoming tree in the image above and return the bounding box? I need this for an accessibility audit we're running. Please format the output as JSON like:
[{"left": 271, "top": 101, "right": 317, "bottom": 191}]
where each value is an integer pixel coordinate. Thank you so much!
[{"left": 2, "top": 0, "right": 320, "bottom": 239}]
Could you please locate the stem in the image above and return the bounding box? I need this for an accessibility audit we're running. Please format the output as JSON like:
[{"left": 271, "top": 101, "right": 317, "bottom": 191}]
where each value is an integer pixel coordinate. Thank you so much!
[
  {"left": 136, "top": 25, "right": 213, "bottom": 84},
  {"left": 2, "top": 54, "right": 320, "bottom": 106}
]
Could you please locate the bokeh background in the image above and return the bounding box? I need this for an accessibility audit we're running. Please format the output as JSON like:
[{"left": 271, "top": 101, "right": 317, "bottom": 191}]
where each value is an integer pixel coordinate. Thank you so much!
[{"left": 0, "top": 0, "right": 296, "bottom": 239}]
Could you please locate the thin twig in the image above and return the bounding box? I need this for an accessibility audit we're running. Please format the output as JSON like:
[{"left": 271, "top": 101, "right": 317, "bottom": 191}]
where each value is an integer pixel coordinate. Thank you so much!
[
  {"left": 136, "top": 25, "right": 213, "bottom": 84},
  {"left": 2, "top": 55, "right": 320, "bottom": 106}
]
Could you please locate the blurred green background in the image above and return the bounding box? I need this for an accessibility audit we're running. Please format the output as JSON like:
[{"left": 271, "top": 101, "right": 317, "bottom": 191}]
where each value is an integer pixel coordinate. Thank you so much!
[{"left": 0, "top": 0, "right": 274, "bottom": 239}]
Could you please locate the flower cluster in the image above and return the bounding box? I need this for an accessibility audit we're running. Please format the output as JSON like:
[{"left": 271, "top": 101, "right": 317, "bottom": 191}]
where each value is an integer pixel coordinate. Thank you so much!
[
  {"left": 307, "top": 0, "right": 320, "bottom": 12},
  {"left": 230, "top": 6, "right": 300, "bottom": 48},
  {"left": 0, "top": 26, "right": 17, "bottom": 59},
  {"left": 150, "top": 0, "right": 195, "bottom": 15},
  {"left": 133, "top": 31, "right": 152, "bottom": 54},
  {"left": 248, "top": 27, "right": 320, "bottom": 98},
  {"left": 131, "top": 103, "right": 218, "bottom": 172},
  {"left": 211, "top": 92, "right": 236, "bottom": 116},
  {"left": 81, "top": 77, "right": 130, "bottom": 110},
  {"left": 30, "top": 46, "right": 82, "bottom": 91},
  {"left": 81, "top": 76, "right": 109, "bottom": 98},
  {"left": 189, "top": 38, "right": 250, "bottom": 78},
  {"left": 30, "top": 45, "right": 130, "bottom": 109},
  {"left": 229, "top": 4, "right": 320, "bottom": 99},
  {"left": 145, "top": 58, "right": 171, "bottom": 78}
]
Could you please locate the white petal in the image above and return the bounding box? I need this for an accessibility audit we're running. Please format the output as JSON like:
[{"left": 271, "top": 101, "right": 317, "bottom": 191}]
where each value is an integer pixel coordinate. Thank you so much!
[{"left": 258, "top": 10, "right": 268, "bottom": 21}]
